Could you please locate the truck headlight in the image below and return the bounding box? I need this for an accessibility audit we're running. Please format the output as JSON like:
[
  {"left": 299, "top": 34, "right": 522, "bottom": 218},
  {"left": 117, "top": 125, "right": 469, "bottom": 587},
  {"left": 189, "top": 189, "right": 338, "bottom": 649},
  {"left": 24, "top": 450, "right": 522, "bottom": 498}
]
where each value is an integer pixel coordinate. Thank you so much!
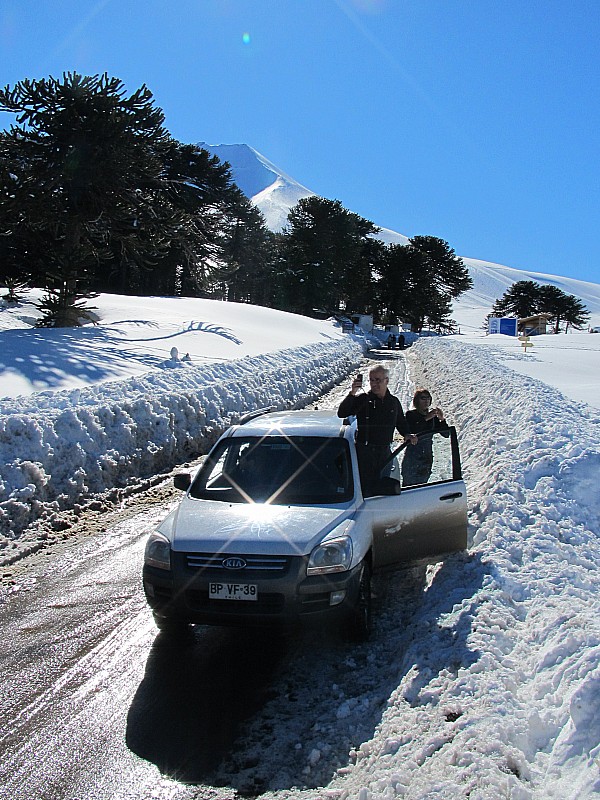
[
  {"left": 144, "top": 532, "right": 171, "bottom": 570},
  {"left": 307, "top": 536, "right": 352, "bottom": 575}
]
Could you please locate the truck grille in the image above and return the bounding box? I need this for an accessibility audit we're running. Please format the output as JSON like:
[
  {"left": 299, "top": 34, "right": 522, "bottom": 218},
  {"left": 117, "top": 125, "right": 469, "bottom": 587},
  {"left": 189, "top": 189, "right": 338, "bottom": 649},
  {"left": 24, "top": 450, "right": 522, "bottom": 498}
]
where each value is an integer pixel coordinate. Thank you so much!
[{"left": 185, "top": 552, "right": 290, "bottom": 573}]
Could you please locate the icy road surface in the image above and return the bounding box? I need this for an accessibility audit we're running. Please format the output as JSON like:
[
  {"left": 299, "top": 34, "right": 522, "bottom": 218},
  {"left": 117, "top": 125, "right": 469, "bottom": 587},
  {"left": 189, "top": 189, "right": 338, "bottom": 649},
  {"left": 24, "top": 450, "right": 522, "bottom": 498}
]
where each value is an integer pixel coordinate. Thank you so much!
[{"left": 0, "top": 353, "right": 402, "bottom": 799}]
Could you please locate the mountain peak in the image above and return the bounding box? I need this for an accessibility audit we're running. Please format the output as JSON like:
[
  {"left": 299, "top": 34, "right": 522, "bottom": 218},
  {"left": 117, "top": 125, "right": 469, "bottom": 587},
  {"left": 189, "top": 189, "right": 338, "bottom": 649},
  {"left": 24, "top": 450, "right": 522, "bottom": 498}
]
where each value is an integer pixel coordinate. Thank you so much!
[{"left": 197, "top": 142, "right": 314, "bottom": 231}]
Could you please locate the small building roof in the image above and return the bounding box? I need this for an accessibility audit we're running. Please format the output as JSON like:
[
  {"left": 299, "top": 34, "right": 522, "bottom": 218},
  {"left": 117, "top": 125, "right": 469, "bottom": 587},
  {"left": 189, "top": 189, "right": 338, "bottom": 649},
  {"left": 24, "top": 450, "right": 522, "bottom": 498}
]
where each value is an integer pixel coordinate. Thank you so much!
[{"left": 518, "top": 313, "right": 553, "bottom": 324}]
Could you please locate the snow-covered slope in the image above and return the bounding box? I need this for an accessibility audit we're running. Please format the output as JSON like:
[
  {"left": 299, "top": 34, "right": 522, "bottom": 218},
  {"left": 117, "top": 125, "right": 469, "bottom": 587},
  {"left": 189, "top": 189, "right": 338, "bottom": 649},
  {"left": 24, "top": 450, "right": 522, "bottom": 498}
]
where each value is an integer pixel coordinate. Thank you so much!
[
  {"left": 202, "top": 143, "right": 600, "bottom": 330},
  {"left": 200, "top": 142, "right": 409, "bottom": 244}
]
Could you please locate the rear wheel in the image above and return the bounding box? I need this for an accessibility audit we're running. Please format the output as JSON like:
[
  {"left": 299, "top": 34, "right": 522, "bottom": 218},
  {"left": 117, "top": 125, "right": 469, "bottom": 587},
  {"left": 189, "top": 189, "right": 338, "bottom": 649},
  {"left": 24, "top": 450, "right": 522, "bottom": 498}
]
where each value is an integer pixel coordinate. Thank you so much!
[{"left": 347, "top": 562, "right": 372, "bottom": 642}]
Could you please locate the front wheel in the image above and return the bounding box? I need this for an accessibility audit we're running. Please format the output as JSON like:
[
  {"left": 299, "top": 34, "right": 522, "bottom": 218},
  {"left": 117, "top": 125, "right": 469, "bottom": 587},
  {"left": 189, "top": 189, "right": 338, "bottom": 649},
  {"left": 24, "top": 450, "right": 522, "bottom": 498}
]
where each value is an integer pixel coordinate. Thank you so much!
[
  {"left": 346, "top": 562, "right": 372, "bottom": 642},
  {"left": 152, "top": 613, "right": 190, "bottom": 637}
]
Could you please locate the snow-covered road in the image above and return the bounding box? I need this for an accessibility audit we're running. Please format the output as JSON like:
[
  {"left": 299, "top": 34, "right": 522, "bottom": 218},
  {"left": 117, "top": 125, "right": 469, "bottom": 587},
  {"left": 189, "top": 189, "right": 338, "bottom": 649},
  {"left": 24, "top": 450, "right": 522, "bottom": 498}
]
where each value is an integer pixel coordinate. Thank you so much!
[{"left": 1, "top": 337, "right": 599, "bottom": 799}]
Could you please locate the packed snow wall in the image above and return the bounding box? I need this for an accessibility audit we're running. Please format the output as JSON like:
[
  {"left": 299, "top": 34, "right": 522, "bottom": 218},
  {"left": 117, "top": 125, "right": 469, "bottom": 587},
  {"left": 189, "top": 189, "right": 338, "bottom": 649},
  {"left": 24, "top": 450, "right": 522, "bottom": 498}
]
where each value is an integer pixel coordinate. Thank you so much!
[{"left": 0, "top": 338, "right": 364, "bottom": 545}]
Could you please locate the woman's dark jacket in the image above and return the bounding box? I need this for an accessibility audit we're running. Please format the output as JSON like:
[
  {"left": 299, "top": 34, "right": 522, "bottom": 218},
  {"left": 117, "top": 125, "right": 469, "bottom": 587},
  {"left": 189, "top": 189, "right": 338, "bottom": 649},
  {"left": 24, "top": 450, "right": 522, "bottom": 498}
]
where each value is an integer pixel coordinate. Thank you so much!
[
  {"left": 405, "top": 409, "right": 449, "bottom": 434},
  {"left": 401, "top": 409, "right": 450, "bottom": 485}
]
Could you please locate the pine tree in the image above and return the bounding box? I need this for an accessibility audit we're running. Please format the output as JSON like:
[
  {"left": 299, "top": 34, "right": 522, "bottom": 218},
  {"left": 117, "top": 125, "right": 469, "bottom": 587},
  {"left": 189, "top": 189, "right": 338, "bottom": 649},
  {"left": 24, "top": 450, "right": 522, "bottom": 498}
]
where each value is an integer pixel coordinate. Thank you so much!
[
  {"left": 537, "top": 284, "right": 589, "bottom": 332},
  {"left": 489, "top": 280, "right": 589, "bottom": 332},
  {"left": 0, "top": 131, "right": 39, "bottom": 296},
  {"left": 377, "top": 244, "right": 416, "bottom": 325},
  {"left": 344, "top": 236, "right": 383, "bottom": 314},
  {"left": 278, "top": 197, "right": 379, "bottom": 315},
  {"left": 221, "top": 195, "right": 275, "bottom": 305},
  {"left": 153, "top": 141, "right": 244, "bottom": 297},
  {"left": 491, "top": 280, "right": 541, "bottom": 319},
  {"left": 409, "top": 236, "right": 472, "bottom": 297},
  {"left": 378, "top": 241, "right": 464, "bottom": 332},
  {"left": 0, "top": 72, "right": 170, "bottom": 325}
]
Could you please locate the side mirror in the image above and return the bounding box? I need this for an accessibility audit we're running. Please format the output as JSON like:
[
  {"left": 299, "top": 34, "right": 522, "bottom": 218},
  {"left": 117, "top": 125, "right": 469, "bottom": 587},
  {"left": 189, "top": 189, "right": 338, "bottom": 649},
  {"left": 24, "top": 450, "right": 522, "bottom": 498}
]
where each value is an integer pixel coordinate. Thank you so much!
[{"left": 174, "top": 472, "right": 191, "bottom": 491}]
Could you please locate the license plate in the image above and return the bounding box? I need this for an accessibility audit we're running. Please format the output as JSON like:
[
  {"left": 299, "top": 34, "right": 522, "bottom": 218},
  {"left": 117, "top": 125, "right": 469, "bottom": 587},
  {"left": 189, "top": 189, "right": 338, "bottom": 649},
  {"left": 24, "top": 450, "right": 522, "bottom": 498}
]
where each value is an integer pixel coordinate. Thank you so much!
[{"left": 209, "top": 582, "right": 258, "bottom": 601}]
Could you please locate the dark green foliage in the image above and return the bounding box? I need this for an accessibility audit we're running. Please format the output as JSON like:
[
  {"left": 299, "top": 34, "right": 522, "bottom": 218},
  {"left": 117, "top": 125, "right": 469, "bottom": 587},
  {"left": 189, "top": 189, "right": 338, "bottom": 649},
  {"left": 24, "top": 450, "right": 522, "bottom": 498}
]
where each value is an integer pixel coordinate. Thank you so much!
[
  {"left": 537, "top": 283, "right": 589, "bottom": 333},
  {"left": 378, "top": 244, "right": 420, "bottom": 325},
  {"left": 276, "top": 197, "right": 380, "bottom": 315},
  {"left": 220, "top": 196, "right": 276, "bottom": 305},
  {"left": 491, "top": 280, "right": 541, "bottom": 319},
  {"left": 0, "top": 73, "right": 276, "bottom": 319},
  {"left": 345, "top": 236, "right": 384, "bottom": 314},
  {"left": 0, "top": 73, "right": 171, "bottom": 324},
  {"left": 0, "top": 131, "right": 37, "bottom": 294},
  {"left": 409, "top": 236, "right": 472, "bottom": 298},
  {"left": 490, "top": 280, "right": 589, "bottom": 332},
  {"left": 147, "top": 141, "right": 245, "bottom": 297},
  {"left": 376, "top": 237, "right": 470, "bottom": 332},
  {"left": 35, "top": 285, "right": 97, "bottom": 327},
  {"left": 1, "top": 71, "right": 473, "bottom": 329},
  {"left": 0, "top": 268, "right": 30, "bottom": 303}
]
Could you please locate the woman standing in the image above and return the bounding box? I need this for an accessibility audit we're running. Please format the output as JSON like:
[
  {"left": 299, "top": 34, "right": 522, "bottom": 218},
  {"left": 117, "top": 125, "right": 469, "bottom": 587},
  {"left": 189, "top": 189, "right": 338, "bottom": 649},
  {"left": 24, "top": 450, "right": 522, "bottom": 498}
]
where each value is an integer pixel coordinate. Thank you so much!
[{"left": 401, "top": 388, "right": 449, "bottom": 487}]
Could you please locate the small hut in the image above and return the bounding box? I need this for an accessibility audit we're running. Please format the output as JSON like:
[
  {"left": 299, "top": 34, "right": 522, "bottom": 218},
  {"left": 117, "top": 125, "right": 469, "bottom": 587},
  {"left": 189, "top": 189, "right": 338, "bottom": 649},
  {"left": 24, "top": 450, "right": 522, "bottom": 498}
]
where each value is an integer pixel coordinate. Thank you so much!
[{"left": 517, "top": 313, "right": 553, "bottom": 336}]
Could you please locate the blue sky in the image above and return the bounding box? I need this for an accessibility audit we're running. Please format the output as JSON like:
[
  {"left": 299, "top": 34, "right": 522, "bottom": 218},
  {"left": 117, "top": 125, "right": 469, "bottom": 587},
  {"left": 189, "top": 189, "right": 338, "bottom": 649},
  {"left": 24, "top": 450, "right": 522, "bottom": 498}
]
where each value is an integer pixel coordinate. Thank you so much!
[{"left": 1, "top": 0, "right": 599, "bottom": 284}]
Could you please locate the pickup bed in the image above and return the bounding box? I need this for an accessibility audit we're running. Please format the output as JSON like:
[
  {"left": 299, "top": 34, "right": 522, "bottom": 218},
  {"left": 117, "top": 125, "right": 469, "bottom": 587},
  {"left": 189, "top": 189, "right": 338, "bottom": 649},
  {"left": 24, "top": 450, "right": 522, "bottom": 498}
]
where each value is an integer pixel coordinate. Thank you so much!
[{"left": 143, "top": 408, "right": 467, "bottom": 639}]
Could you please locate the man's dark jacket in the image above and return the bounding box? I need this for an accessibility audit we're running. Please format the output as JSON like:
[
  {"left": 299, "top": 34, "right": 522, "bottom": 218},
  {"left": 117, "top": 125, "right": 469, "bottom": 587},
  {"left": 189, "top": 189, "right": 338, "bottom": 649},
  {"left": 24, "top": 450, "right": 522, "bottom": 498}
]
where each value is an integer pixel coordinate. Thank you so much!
[{"left": 337, "top": 390, "right": 410, "bottom": 444}]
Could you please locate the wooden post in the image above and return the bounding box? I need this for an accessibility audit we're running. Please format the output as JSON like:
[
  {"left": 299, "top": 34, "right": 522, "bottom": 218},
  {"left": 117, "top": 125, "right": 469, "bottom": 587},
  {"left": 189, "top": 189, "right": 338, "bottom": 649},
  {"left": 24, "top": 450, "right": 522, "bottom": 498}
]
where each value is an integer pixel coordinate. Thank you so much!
[{"left": 518, "top": 335, "right": 534, "bottom": 352}]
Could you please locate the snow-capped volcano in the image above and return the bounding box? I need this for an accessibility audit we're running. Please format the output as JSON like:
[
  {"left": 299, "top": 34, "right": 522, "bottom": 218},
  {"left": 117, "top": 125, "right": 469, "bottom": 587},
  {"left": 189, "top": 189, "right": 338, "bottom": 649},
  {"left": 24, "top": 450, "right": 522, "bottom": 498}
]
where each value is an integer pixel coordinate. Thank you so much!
[
  {"left": 199, "top": 142, "right": 409, "bottom": 246},
  {"left": 198, "top": 142, "right": 314, "bottom": 231},
  {"left": 201, "top": 142, "right": 600, "bottom": 331}
]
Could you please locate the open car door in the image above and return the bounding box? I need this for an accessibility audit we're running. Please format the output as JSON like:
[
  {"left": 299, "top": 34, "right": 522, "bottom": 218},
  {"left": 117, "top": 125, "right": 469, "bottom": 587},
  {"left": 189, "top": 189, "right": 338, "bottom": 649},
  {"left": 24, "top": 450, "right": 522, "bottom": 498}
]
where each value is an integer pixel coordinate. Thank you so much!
[{"left": 368, "top": 426, "right": 467, "bottom": 570}]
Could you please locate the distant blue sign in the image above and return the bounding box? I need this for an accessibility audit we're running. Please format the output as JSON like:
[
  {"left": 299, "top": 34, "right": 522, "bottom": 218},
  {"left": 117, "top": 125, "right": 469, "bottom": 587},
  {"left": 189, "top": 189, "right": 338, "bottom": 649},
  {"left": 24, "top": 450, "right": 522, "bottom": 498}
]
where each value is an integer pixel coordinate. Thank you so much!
[{"left": 488, "top": 317, "right": 518, "bottom": 336}]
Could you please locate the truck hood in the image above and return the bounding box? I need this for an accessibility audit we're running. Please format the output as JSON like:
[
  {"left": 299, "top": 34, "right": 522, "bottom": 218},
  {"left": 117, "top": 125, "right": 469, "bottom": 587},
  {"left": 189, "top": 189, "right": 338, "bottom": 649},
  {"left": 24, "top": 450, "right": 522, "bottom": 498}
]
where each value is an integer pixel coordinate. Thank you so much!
[{"left": 161, "top": 497, "right": 354, "bottom": 556}]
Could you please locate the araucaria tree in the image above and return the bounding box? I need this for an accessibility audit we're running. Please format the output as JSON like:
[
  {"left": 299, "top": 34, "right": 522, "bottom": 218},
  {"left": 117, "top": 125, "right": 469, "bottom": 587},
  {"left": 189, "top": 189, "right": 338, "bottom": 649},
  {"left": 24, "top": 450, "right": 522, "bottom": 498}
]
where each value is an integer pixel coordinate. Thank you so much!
[
  {"left": 0, "top": 72, "right": 476, "bottom": 328},
  {"left": 537, "top": 284, "right": 589, "bottom": 333},
  {"left": 409, "top": 236, "right": 472, "bottom": 299},
  {"left": 0, "top": 73, "right": 177, "bottom": 325},
  {"left": 491, "top": 280, "right": 589, "bottom": 332},
  {"left": 218, "top": 195, "right": 276, "bottom": 305},
  {"left": 132, "top": 141, "right": 251, "bottom": 298},
  {"left": 277, "top": 197, "right": 380, "bottom": 315},
  {"left": 378, "top": 236, "right": 471, "bottom": 332},
  {"left": 0, "top": 74, "right": 275, "bottom": 320},
  {"left": 490, "top": 280, "right": 541, "bottom": 319}
]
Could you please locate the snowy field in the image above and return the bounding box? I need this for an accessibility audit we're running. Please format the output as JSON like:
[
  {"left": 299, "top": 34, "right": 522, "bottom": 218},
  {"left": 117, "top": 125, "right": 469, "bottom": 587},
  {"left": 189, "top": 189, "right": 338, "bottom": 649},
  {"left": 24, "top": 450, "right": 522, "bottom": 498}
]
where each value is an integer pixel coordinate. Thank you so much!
[{"left": 1, "top": 289, "right": 600, "bottom": 798}]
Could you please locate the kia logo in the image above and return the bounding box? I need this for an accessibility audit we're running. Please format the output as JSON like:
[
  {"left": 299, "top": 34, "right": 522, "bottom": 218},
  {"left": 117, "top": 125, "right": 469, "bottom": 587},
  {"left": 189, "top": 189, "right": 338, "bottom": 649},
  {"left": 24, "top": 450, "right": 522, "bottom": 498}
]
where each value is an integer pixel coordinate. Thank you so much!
[{"left": 222, "top": 557, "right": 247, "bottom": 570}]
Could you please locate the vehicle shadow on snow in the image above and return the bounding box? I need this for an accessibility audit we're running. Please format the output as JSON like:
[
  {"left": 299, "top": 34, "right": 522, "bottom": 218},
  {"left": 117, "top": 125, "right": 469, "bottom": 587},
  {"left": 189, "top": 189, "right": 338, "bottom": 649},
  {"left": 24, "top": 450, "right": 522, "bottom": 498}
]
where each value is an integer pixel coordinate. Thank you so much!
[
  {"left": 126, "top": 624, "right": 288, "bottom": 784},
  {"left": 379, "top": 552, "right": 489, "bottom": 706},
  {"left": 127, "top": 553, "right": 489, "bottom": 794}
]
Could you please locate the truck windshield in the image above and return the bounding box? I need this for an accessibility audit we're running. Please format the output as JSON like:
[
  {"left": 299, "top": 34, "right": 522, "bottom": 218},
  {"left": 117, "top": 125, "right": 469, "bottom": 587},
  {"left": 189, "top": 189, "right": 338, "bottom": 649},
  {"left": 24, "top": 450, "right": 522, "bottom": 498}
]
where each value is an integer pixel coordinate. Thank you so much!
[{"left": 189, "top": 436, "right": 353, "bottom": 504}]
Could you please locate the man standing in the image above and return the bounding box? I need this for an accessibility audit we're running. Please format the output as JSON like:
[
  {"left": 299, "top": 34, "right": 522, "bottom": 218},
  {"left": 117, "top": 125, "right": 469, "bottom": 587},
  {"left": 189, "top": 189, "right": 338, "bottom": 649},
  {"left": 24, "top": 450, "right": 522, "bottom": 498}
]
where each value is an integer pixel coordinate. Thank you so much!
[{"left": 338, "top": 365, "right": 416, "bottom": 492}]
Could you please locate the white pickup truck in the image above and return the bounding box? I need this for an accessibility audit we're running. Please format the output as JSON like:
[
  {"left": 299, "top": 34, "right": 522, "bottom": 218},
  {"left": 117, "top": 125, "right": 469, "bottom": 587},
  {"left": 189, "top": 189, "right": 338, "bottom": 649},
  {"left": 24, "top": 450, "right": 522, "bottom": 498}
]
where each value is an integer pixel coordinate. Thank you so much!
[{"left": 143, "top": 408, "right": 467, "bottom": 640}]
